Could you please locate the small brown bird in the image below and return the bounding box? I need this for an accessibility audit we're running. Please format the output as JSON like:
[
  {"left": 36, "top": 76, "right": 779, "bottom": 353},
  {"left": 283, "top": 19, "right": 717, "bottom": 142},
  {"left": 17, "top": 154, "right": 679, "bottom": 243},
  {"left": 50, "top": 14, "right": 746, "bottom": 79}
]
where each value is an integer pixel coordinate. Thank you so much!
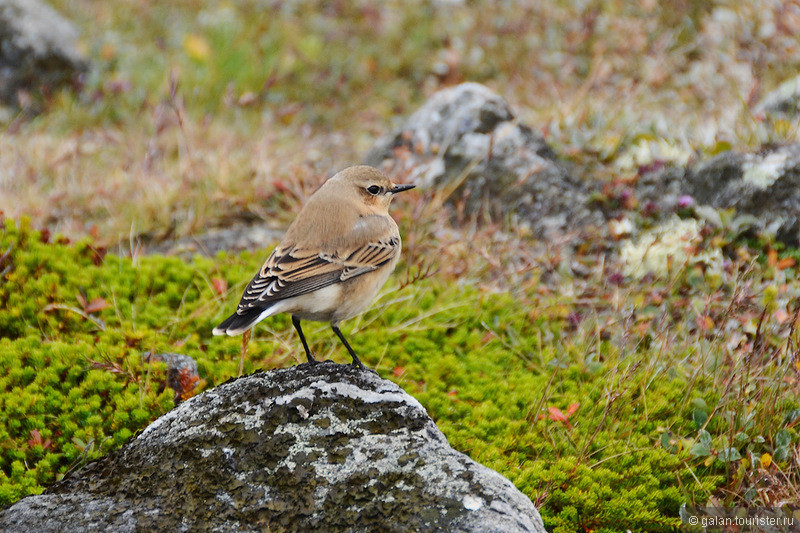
[{"left": 213, "top": 165, "right": 415, "bottom": 372}]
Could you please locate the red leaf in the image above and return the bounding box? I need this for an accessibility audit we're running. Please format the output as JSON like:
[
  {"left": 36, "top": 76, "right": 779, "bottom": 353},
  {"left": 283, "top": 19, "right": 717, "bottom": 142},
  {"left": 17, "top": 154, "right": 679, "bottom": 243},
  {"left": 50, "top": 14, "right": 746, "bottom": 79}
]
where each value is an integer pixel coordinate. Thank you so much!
[
  {"left": 548, "top": 407, "right": 573, "bottom": 429},
  {"left": 85, "top": 297, "right": 109, "bottom": 313},
  {"left": 75, "top": 292, "right": 87, "bottom": 310},
  {"left": 177, "top": 367, "right": 200, "bottom": 398},
  {"left": 767, "top": 248, "right": 778, "bottom": 267},
  {"left": 28, "top": 429, "right": 42, "bottom": 447},
  {"left": 548, "top": 407, "right": 567, "bottom": 423},
  {"left": 212, "top": 277, "right": 228, "bottom": 296},
  {"left": 566, "top": 403, "right": 580, "bottom": 417},
  {"left": 392, "top": 366, "right": 405, "bottom": 377}
]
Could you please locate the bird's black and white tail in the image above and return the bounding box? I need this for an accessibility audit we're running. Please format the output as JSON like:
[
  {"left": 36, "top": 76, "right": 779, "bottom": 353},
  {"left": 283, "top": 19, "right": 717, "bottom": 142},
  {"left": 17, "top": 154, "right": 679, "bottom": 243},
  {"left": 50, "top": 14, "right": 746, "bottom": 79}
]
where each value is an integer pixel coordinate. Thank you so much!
[{"left": 212, "top": 308, "right": 268, "bottom": 336}]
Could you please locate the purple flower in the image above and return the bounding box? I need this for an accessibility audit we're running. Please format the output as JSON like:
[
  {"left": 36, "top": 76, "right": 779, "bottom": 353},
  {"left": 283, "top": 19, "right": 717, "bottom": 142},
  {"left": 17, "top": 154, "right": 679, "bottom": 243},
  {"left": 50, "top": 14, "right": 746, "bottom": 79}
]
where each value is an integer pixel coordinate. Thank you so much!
[
  {"left": 677, "top": 195, "right": 695, "bottom": 208},
  {"left": 608, "top": 272, "right": 625, "bottom": 286}
]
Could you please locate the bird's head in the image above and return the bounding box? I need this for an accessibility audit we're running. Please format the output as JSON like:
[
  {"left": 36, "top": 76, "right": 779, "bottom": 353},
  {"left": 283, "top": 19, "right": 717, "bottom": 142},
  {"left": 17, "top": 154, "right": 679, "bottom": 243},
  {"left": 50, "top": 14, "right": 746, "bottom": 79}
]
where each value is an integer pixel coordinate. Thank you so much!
[{"left": 332, "top": 165, "right": 416, "bottom": 213}]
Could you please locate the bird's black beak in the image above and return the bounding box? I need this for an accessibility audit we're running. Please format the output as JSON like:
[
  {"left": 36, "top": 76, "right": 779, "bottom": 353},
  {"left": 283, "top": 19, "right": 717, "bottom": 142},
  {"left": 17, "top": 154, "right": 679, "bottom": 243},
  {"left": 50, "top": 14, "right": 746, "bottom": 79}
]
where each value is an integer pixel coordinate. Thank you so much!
[{"left": 390, "top": 184, "right": 416, "bottom": 194}]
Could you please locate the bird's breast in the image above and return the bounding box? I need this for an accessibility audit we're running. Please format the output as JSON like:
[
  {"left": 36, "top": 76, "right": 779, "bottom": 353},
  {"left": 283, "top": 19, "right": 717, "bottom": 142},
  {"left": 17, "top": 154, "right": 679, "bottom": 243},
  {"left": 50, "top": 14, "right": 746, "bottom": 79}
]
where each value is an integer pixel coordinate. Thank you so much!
[{"left": 329, "top": 260, "right": 396, "bottom": 324}]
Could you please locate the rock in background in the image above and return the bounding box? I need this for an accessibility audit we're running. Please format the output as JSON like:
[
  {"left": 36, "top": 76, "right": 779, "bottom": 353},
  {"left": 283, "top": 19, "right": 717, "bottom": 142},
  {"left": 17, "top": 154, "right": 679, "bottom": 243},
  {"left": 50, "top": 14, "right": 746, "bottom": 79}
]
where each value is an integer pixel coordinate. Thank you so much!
[
  {"left": 0, "top": 0, "right": 88, "bottom": 111},
  {"left": 0, "top": 362, "right": 545, "bottom": 533},
  {"left": 635, "top": 143, "right": 800, "bottom": 246},
  {"left": 365, "top": 82, "right": 604, "bottom": 239},
  {"left": 138, "top": 223, "right": 284, "bottom": 258},
  {"left": 146, "top": 352, "right": 201, "bottom": 404},
  {"left": 754, "top": 73, "right": 800, "bottom": 120}
]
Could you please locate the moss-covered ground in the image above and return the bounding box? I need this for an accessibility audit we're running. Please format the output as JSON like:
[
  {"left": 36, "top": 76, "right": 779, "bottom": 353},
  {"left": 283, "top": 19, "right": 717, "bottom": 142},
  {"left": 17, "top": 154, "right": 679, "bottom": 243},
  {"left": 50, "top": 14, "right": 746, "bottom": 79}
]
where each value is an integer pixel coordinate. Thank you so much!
[{"left": 2, "top": 215, "right": 798, "bottom": 532}]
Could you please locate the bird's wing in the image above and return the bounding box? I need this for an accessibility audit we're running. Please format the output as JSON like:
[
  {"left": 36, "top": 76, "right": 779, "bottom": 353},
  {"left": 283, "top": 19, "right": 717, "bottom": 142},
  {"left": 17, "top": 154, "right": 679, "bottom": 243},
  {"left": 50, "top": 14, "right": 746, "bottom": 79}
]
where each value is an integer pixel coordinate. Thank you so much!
[{"left": 234, "top": 216, "right": 399, "bottom": 314}]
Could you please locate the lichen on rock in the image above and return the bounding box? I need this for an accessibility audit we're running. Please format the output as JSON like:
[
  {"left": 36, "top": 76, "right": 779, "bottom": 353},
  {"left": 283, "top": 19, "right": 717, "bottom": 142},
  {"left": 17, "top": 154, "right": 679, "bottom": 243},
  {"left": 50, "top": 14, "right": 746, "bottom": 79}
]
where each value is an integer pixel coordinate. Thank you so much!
[{"left": 635, "top": 143, "right": 800, "bottom": 246}]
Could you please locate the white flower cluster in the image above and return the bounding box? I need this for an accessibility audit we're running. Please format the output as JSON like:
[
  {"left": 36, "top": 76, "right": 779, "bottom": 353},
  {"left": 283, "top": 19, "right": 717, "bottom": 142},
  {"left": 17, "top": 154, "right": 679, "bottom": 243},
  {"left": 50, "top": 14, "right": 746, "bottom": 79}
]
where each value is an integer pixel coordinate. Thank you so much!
[
  {"left": 615, "top": 139, "right": 693, "bottom": 171},
  {"left": 621, "top": 216, "right": 723, "bottom": 279}
]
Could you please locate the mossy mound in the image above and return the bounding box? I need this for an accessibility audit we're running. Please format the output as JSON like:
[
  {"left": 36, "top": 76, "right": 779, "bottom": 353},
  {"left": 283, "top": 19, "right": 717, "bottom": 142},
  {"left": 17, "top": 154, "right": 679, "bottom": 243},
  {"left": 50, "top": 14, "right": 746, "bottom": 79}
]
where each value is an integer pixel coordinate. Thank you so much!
[{"left": 0, "top": 217, "right": 797, "bottom": 532}]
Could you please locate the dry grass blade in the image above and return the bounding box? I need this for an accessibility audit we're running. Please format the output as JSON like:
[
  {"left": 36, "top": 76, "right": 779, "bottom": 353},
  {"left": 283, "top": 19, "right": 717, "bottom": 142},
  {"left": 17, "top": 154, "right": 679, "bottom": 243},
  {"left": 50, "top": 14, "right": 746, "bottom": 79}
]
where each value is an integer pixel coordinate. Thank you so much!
[{"left": 42, "top": 303, "right": 106, "bottom": 331}]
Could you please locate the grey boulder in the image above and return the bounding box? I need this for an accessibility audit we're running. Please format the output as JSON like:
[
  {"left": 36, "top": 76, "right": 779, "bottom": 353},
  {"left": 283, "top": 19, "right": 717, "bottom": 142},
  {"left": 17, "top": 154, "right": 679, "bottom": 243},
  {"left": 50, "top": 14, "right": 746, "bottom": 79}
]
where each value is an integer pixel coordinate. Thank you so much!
[
  {"left": 0, "top": 362, "right": 545, "bottom": 533},
  {"left": 365, "top": 82, "right": 602, "bottom": 238},
  {"left": 0, "top": 0, "right": 88, "bottom": 109},
  {"left": 139, "top": 223, "right": 284, "bottom": 258},
  {"left": 636, "top": 143, "right": 800, "bottom": 246}
]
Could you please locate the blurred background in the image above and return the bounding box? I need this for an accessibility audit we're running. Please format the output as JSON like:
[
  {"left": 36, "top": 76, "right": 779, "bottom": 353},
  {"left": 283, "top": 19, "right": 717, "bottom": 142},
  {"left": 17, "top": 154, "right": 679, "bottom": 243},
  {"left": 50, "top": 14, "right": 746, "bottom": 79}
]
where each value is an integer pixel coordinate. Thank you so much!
[{"left": 2, "top": 0, "right": 799, "bottom": 244}]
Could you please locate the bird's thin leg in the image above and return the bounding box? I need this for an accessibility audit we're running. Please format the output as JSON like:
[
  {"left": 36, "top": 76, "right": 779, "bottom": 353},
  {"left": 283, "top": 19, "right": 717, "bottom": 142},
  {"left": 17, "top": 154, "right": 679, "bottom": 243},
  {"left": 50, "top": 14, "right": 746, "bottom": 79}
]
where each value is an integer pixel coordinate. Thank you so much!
[
  {"left": 239, "top": 328, "right": 251, "bottom": 377},
  {"left": 331, "top": 325, "right": 364, "bottom": 368},
  {"left": 293, "top": 315, "right": 317, "bottom": 364}
]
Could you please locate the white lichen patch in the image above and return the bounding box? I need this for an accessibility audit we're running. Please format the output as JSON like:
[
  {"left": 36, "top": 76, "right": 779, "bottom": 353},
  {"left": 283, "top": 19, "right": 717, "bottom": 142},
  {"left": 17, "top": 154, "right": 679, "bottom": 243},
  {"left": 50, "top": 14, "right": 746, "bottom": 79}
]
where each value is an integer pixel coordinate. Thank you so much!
[
  {"left": 215, "top": 409, "right": 262, "bottom": 432},
  {"left": 238, "top": 400, "right": 269, "bottom": 430},
  {"left": 742, "top": 150, "right": 788, "bottom": 189},
  {"left": 296, "top": 404, "right": 309, "bottom": 419},
  {"left": 609, "top": 217, "right": 634, "bottom": 239},
  {"left": 273, "top": 387, "right": 316, "bottom": 406},
  {"left": 138, "top": 402, "right": 224, "bottom": 442},
  {"left": 463, "top": 495, "right": 484, "bottom": 511},
  {"left": 215, "top": 491, "right": 235, "bottom": 507},
  {"left": 615, "top": 138, "right": 693, "bottom": 170},
  {"left": 313, "top": 381, "right": 426, "bottom": 412},
  {"left": 620, "top": 216, "right": 723, "bottom": 279}
]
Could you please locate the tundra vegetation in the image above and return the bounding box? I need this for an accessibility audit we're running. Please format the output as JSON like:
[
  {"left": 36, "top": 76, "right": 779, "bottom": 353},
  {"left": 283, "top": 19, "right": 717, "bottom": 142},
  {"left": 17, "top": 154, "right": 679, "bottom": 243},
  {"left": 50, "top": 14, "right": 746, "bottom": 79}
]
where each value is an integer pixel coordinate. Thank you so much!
[{"left": 1, "top": 2, "right": 799, "bottom": 531}]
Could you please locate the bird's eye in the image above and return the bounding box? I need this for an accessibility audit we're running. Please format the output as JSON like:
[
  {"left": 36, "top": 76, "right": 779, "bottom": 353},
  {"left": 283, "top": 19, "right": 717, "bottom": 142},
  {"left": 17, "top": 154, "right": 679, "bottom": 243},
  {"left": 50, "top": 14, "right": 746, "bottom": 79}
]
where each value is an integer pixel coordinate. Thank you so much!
[{"left": 366, "top": 185, "right": 382, "bottom": 195}]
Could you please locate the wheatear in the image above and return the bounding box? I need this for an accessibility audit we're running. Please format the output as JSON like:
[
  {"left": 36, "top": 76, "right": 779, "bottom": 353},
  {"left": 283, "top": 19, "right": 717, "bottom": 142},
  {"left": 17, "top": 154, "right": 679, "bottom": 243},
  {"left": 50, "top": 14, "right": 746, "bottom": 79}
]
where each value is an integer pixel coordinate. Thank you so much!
[{"left": 213, "top": 165, "right": 415, "bottom": 372}]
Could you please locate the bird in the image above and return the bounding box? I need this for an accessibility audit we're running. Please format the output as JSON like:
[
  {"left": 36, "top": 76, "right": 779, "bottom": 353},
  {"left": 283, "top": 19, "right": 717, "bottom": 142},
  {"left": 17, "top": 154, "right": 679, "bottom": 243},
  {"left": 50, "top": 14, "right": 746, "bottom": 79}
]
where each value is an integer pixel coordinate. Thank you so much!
[{"left": 213, "top": 165, "right": 415, "bottom": 374}]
